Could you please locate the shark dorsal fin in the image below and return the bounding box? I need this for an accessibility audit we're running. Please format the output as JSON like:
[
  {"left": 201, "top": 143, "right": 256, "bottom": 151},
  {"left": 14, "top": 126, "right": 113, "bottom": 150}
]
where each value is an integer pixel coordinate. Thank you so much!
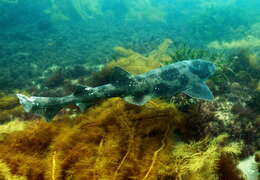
[
  {"left": 183, "top": 82, "right": 214, "bottom": 100},
  {"left": 73, "top": 85, "right": 93, "bottom": 96},
  {"left": 110, "top": 66, "right": 135, "bottom": 87}
]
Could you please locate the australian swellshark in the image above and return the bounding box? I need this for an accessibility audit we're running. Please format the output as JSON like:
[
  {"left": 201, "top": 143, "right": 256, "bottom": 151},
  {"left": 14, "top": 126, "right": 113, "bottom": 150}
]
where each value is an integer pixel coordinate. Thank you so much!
[{"left": 17, "top": 59, "right": 216, "bottom": 121}]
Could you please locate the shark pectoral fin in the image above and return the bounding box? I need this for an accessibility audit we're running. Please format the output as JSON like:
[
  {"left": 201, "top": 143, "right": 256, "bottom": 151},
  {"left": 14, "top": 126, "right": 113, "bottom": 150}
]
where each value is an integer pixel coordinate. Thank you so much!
[
  {"left": 110, "top": 66, "right": 135, "bottom": 86},
  {"left": 183, "top": 82, "right": 214, "bottom": 101},
  {"left": 37, "top": 106, "right": 63, "bottom": 122},
  {"left": 124, "top": 94, "right": 153, "bottom": 106},
  {"left": 76, "top": 102, "right": 88, "bottom": 112}
]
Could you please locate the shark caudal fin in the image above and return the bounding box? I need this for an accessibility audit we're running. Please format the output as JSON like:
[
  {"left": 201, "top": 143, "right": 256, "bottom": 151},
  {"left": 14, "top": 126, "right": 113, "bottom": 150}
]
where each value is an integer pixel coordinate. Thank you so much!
[
  {"left": 16, "top": 94, "right": 34, "bottom": 112},
  {"left": 16, "top": 94, "right": 63, "bottom": 121}
]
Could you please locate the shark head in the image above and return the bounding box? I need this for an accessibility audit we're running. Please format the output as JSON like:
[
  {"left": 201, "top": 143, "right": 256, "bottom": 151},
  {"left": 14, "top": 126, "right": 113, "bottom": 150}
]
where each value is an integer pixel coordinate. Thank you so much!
[
  {"left": 179, "top": 59, "right": 216, "bottom": 101},
  {"left": 189, "top": 59, "right": 216, "bottom": 80}
]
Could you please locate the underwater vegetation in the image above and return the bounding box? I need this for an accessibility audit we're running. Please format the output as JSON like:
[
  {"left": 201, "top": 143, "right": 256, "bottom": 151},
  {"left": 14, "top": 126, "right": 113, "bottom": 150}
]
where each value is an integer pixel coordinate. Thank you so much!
[
  {"left": 0, "top": 11, "right": 176, "bottom": 91},
  {"left": 71, "top": 0, "right": 103, "bottom": 20},
  {"left": 208, "top": 22, "right": 260, "bottom": 50},
  {"left": 0, "top": 159, "right": 26, "bottom": 180},
  {"left": 0, "top": 119, "right": 28, "bottom": 139},
  {"left": 208, "top": 35, "right": 260, "bottom": 50},
  {"left": 108, "top": 38, "right": 173, "bottom": 74},
  {"left": 0, "top": 98, "right": 246, "bottom": 180},
  {"left": 123, "top": 0, "right": 166, "bottom": 22},
  {"left": 46, "top": 0, "right": 167, "bottom": 22},
  {"left": 168, "top": 42, "right": 226, "bottom": 63},
  {"left": 185, "top": 5, "right": 256, "bottom": 43},
  {"left": 183, "top": 93, "right": 259, "bottom": 157},
  {"left": 163, "top": 134, "right": 243, "bottom": 180}
]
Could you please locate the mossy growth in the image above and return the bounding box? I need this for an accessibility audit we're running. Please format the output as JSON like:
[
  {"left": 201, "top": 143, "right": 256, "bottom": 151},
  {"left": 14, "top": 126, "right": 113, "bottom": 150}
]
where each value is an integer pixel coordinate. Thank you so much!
[
  {"left": 0, "top": 97, "right": 244, "bottom": 179},
  {"left": 160, "top": 134, "right": 244, "bottom": 180},
  {"left": 0, "top": 119, "right": 28, "bottom": 142},
  {"left": 0, "top": 98, "right": 183, "bottom": 179},
  {"left": 0, "top": 160, "right": 26, "bottom": 180},
  {"left": 257, "top": 80, "right": 260, "bottom": 91},
  {"left": 169, "top": 42, "right": 224, "bottom": 63},
  {"left": 0, "top": 91, "right": 19, "bottom": 110},
  {"left": 227, "top": 49, "right": 260, "bottom": 86},
  {"left": 208, "top": 35, "right": 260, "bottom": 50},
  {"left": 206, "top": 48, "right": 260, "bottom": 92}
]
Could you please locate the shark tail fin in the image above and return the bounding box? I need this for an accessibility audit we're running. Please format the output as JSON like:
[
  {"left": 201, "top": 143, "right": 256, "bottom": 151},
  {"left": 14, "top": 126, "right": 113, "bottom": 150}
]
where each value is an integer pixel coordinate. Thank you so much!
[
  {"left": 16, "top": 94, "right": 34, "bottom": 112},
  {"left": 16, "top": 94, "right": 63, "bottom": 121}
]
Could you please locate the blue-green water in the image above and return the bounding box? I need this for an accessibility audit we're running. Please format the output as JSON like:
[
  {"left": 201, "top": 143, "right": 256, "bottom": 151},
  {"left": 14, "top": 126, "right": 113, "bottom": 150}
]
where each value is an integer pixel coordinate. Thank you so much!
[{"left": 0, "top": 0, "right": 259, "bottom": 91}]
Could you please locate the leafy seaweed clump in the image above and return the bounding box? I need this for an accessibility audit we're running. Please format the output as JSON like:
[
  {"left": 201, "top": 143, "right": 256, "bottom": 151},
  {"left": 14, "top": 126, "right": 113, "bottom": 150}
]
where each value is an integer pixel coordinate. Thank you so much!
[{"left": 108, "top": 38, "right": 173, "bottom": 74}]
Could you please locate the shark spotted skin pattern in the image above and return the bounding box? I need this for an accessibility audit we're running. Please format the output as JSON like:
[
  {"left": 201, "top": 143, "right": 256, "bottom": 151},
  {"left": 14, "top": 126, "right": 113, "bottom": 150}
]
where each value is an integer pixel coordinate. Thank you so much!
[{"left": 17, "top": 59, "right": 216, "bottom": 121}]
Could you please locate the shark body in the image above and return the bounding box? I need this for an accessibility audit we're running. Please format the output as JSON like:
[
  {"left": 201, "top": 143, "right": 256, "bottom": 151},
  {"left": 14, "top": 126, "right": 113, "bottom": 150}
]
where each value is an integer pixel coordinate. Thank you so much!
[{"left": 17, "top": 59, "right": 216, "bottom": 121}]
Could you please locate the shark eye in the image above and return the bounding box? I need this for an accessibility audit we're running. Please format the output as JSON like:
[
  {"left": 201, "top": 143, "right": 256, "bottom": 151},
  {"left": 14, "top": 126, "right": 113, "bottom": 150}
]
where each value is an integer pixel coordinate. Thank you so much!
[{"left": 209, "top": 64, "right": 216, "bottom": 74}]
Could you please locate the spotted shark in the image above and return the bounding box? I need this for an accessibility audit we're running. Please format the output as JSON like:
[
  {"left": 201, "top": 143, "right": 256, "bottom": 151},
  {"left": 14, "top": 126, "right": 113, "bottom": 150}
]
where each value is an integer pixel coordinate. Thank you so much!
[{"left": 17, "top": 59, "right": 216, "bottom": 121}]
